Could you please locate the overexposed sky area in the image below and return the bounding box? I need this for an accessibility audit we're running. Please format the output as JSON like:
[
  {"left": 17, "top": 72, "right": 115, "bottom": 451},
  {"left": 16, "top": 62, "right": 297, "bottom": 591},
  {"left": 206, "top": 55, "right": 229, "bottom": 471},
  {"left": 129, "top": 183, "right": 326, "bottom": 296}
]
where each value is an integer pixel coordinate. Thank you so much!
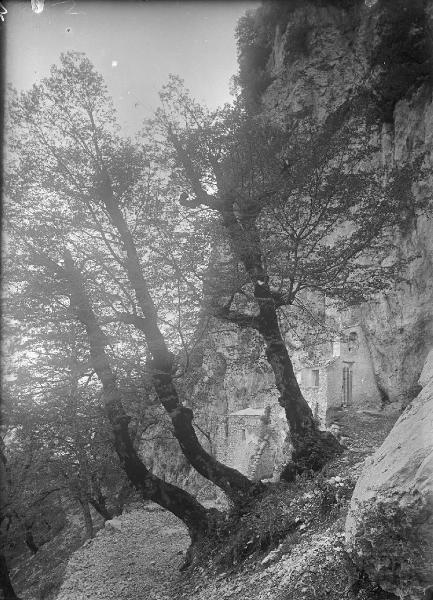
[{"left": 5, "top": 0, "right": 259, "bottom": 136}]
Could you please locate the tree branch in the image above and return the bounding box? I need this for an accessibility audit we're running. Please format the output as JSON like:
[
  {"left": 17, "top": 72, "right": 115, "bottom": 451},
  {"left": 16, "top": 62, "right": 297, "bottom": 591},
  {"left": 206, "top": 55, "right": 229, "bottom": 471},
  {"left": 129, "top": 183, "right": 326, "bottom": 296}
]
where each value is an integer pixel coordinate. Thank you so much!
[{"left": 213, "top": 306, "right": 260, "bottom": 330}]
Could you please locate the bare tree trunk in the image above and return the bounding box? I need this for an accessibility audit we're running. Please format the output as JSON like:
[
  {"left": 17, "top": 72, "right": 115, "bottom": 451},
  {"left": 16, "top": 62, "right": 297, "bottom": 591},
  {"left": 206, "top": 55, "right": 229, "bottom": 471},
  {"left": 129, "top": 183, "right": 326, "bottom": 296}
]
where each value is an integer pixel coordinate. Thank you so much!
[
  {"left": 23, "top": 520, "right": 39, "bottom": 554},
  {"left": 257, "top": 306, "right": 342, "bottom": 472},
  {"left": 77, "top": 497, "right": 94, "bottom": 539},
  {"left": 88, "top": 498, "right": 112, "bottom": 522},
  {"left": 63, "top": 251, "right": 211, "bottom": 535},
  {"left": 98, "top": 190, "right": 264, "bottom": 503},
  {"left": 88, "top": 478, "right": 114, "bottom": 521},
  {"left": 0, "top": 447, "right": 21, "bottom": 599},
  {"left": 110, "top": 483, "right": 130, "bottom": 517}
]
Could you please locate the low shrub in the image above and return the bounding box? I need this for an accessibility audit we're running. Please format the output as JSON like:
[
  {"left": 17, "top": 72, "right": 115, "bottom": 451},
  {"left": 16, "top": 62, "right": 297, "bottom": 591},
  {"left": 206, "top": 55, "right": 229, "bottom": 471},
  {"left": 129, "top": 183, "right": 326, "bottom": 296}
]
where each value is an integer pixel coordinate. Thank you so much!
[{"left": 193, "top": 471, "right": 357, "bottom": 573}]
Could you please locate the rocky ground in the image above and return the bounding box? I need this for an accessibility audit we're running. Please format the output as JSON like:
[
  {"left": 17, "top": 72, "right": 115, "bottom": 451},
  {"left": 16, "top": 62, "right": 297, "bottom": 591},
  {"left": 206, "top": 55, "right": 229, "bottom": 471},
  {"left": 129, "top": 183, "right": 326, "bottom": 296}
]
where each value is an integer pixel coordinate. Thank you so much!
[
  {"left": 171, "top": 409, "right": 400, "bottom": 600},
  {"left": 10, "top": 407, "right": 399, "bottom": 600},
  {"left": 55, "top": 505, "right": 190, "bottom": 600},
  {"left": 55, "top": 508, "right": 356, "bottom": 600}
]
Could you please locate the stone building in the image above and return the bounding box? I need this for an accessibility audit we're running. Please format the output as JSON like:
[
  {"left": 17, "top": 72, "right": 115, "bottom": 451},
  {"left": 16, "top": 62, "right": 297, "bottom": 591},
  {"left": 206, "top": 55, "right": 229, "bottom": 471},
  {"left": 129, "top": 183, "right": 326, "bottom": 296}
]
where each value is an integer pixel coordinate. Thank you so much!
[
  {"left": 298, "top": 324, "right": 382, "bottom": 426},
  {"left": 214, "top": 322, "right": 380, "bottom": 479},
  {"left": 222, "top": 404, "right": 288, "bottom": 481}
]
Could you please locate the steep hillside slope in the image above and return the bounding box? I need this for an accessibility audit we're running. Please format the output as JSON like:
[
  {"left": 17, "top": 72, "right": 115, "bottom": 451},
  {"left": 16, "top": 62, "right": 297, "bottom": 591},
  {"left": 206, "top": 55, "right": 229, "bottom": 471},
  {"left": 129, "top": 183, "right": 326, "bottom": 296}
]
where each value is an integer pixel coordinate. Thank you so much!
[{"left": 54, "top": 410, "right": 398, "bottom": 600}]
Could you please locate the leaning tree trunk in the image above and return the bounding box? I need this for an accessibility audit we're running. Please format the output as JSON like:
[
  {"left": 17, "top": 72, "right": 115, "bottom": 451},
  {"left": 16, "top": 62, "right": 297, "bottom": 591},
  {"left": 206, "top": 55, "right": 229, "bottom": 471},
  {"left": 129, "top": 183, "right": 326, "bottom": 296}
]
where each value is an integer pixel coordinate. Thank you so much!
[
  {"left": 23, "top": 520, "right": 39, "bottom": 554},
  {"left": 88, "top": 498, "right": 113, "bottom": 522},
  {"left": 255, "top": 283, "right": 342, "bottom": 472},
  {"left": 0, "top": 448, "right": 21, "bottom": 599},
  {"left": 165, "top": 125, "right": 342, "bottom": 476},
  {"left": 96, "top": 184, "right": 264, "bottom": 504},
  {"left": 221, "top": 203, "right": 342, "bottom": 474},
  {"left": 63, "top": 251, "right": 211, "bottom": 536},
  {"left": 77, "top": 496, "right": 94, "bottom": 540},
  {"left": 89, "top": 477, "right": 114, "bottom": 521}
]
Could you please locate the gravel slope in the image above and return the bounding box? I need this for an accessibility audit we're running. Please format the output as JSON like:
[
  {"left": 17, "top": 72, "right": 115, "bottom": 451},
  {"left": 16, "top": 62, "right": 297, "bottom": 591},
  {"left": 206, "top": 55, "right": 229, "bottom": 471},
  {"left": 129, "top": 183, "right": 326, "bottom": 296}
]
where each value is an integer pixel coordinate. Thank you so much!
[
  {"left": 56, "top": 505, "right": 189, "bottom": 600},
  {"left": 55, "top": 411, "right": 399, "bottom": 600}
]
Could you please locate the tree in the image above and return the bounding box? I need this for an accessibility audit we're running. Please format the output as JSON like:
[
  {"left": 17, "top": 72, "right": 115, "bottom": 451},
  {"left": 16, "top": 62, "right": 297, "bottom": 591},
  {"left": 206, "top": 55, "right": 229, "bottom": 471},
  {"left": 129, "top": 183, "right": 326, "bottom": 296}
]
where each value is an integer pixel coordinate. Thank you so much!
[
  {"left": 1, "top": 442, "right": 22, "bottom": 600},
  {"left": 1, "top": 426, "right": 63, "bottom": 554},
  {"left": 6, "top": 51, "right": 422, "bottom": 552},
  {"left": 2, "top": 309, "right": 142, "bottom": 545},
  {"left": 0, "top": 552, "right": 21, "bottom": 600},
  {"left": 5, "top": 52, "right": 268, "bottom": 548},
  {"left": 147, "top": 77, "right": 423, "bottom": 474}
]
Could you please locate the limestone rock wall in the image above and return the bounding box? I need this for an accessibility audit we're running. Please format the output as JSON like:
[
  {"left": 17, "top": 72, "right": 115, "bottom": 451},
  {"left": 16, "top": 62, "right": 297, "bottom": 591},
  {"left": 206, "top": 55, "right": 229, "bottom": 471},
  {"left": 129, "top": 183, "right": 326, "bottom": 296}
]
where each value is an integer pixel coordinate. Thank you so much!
[
  {"left": 359, "top": 94, "right": 433, "bottom": 405},
  {"left": 345, "top": 348, "right": 433, "bottom": 599},
  {"left": 198, "top": 322, "right": 284, "bottom": 474},
  {"left": 259, "top": 0, "right": 433, "bottom": 406},
  {"left": 264, "top": 2, "right": 369, "bottom": 121}
]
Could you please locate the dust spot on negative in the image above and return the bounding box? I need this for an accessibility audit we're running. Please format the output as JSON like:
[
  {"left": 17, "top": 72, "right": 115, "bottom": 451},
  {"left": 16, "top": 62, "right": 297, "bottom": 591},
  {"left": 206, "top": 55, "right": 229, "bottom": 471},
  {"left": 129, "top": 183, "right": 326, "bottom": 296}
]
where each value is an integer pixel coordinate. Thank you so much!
[{"left": 66, "top": 27, "right": 71, "bottom": 33}]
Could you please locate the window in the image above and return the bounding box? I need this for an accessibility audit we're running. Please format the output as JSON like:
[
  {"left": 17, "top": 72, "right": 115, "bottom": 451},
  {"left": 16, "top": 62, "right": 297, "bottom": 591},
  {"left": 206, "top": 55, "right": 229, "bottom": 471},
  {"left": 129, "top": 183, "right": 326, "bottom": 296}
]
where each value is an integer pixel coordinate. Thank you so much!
[
  {"left": 312, "top": 369, "right": 320, "bottom": 387},
  {"left": 348, "top": 331, "right": 358, "bottom": 352},
  {"left": 332, "top": 339, "right": 341, "bottom": 357}
]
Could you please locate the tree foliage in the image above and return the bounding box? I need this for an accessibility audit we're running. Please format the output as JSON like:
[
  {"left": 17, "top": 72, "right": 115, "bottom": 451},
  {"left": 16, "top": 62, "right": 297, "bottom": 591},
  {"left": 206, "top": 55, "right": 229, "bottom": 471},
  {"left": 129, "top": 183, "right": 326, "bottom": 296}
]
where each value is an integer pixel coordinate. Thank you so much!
[
  {"left": 3, "top": 47, "right": 426, "bottom": 567},
  {"left": 145, "top": 74, "right": 427, "bottom": 472},
  {"left": 369, "top": 0, "right": 433, "bottom": 123},
  {"left": 150, "top": 77, "right": 421, "bottom": 309},
  {"left": 4, "top": 53, "right": 263, "bottom": 549}
]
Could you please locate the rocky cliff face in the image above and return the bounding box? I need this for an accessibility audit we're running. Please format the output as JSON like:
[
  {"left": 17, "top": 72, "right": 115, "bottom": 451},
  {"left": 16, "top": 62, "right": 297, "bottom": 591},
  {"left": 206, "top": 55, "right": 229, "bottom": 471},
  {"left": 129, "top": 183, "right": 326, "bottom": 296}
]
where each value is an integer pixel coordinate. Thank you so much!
[
  {"left": 146, "top": 1, "right": 433, "bottom": 489},
  {"left": 252, "top": 0, "right": 433, "bottom": 406},
  {"left": 359, "top": 94, "right": 433, "bottom": 405},
  {"left": 345, "top": 349, "right": 433, "bottom": 599}
]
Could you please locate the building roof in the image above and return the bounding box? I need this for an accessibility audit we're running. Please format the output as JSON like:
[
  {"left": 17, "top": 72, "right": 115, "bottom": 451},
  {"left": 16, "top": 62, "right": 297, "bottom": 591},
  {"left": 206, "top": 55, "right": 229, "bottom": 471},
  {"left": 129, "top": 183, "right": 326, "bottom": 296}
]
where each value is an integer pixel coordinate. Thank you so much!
[
  {"left": 229, "top": 407, "right": 266, "bottom": 417},
  {"left": 298, "top": 357, "right": 340, "bottom": 370}
]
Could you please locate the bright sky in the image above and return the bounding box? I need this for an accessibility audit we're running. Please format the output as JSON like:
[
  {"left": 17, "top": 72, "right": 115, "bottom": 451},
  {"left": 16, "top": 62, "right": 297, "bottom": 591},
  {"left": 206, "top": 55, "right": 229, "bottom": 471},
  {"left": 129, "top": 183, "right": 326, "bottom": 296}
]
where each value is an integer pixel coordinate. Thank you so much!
[{"left": 5, "top": 0, "right": 259, "bottom": 136}]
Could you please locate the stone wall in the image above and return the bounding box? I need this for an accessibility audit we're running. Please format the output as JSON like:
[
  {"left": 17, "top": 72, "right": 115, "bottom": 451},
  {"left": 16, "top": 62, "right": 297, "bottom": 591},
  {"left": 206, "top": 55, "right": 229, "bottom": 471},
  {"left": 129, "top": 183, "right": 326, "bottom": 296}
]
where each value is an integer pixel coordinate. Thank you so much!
[
  {"left": 225, "top": 412, "right": 263, "bottom": 475},
  {"left": 340, "top": 325, "right": 382, "bottom": 408},
  {"left": 298, "top": 364, "right": 329, "bottom": 425},
  {"left": 216, "top": 404, "right": 289, "bottom": 480},
  {"left": 326, "top": 360, "right": 343, "bottom": 412}
]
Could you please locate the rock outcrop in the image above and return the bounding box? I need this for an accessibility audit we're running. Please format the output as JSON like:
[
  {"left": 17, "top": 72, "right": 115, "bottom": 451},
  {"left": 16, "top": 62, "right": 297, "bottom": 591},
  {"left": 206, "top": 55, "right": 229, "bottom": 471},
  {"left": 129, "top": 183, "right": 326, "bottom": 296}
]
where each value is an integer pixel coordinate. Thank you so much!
[
  {"left": 239, "top": 0, "right": 433, "bottom": 406},
  {"left": 358, "top": 91, "right": 433, "bottom": 406},
  {"left": 345, "top": 349, "right": 433, "bottom": 599},
  {"left": 148, "top": 0, "right": 433, "bottom": 493}
]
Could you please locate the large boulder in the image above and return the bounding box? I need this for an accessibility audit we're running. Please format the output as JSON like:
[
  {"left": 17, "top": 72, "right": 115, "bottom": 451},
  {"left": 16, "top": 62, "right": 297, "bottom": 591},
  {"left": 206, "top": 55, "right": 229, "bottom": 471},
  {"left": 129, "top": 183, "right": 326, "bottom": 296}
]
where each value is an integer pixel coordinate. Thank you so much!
[{"left": 345, "top": 349, "right": 433, "bottom": 599}]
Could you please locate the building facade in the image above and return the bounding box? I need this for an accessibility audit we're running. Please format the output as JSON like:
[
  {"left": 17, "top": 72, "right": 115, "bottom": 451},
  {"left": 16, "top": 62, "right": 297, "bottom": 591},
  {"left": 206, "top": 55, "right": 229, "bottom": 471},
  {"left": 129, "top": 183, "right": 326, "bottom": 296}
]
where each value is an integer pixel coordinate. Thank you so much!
[
  {"left": 214, "top": 323, "right": 381, "bottom": 480},
  {"left": 298, "top": 324, "right": 382, "bottom": 425}
]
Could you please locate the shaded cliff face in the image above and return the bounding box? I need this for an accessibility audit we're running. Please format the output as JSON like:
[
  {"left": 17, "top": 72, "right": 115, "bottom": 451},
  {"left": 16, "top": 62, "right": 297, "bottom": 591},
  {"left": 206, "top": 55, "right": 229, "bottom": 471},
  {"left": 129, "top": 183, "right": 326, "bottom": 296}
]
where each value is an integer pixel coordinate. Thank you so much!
[
  {"left": 359, "top": 94, "right": 433, "bottom": 404},
  {"left": 264, "top": 2, "right": 368, "bottom": 120},
  {"left": 345, "top": 349, "right": 433, "bottom": 599},
  {"left": 240, "top": 0, "right": 433, "bottom": 405}
]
